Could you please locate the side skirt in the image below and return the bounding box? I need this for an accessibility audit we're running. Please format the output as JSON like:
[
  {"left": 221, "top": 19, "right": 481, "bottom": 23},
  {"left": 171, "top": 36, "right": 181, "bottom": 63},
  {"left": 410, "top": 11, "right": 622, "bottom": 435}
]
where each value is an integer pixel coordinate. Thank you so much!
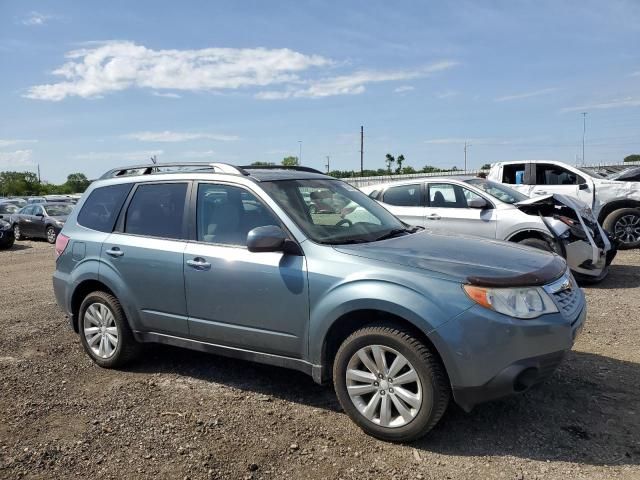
[{"left": 133, "top": 331, "right": 325, "bottom": 384}]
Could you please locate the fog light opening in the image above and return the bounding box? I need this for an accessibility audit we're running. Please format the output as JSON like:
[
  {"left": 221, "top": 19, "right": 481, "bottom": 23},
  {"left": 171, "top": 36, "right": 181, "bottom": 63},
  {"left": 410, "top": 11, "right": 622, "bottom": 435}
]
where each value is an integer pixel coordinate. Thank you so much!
[{"left": 513, "top": 368, "right": 538, "bottom": 392}]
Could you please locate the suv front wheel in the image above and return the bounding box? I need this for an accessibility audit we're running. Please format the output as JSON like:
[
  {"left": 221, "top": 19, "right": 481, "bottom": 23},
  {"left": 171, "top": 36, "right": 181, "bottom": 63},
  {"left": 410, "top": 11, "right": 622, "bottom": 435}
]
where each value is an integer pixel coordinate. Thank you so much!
[
  {"left": 79, "top": 291, "right": 140, "bottom": 368},
  {"left": 333, "top": 324, "right": 450, "bottom": 442}
]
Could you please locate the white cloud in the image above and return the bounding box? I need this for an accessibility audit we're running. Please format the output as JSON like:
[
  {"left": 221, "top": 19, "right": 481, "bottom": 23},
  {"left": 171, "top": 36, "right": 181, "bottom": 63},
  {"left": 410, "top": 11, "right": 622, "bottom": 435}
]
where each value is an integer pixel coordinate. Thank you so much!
[
  {"left": 561, "top": 96, "right": 640, "bottom": 113},
  {"left": 0, "top": 150, "right": 34, "bottom": 166},
  {"left": 21, "top": 12, "right": 56, "bottom": 26},
  {"left": 152, "top": 92, "right": 181, "bottom": 98},
  {"left": 394, "top": 85, "right": 415, "bottom": 93},
  {"left": 0, "top": 139, "right": 38, "bottom": 147},
  {"left": 436, "top": 89, "right": 458, "bottom": 99},
  {"left": 73, "top": 150, "right": 164, "bottom": 161},
  {"left": 25, "top": 41, "right": 332, "bottom": 101},
  {"left": 256, "top": 61, "right": 458, "bottom": 99},
  {"left": 123, "top": 131, "right": 239, "bottom": 142},
  {"left": 181, "top": 150, "right": 216, "bottom": 159},
  {"left": 494, "top": 87, "right": 558, "bottom": 102},
  {"left": 630, "top": 71, "right": 640, "bottom": 77}
]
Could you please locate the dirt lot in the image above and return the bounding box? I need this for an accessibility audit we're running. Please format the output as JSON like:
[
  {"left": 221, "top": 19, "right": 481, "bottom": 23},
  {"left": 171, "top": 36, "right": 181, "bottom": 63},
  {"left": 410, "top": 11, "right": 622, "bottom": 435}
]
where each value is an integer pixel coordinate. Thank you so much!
[{"left": 0, "top": 240, "right": 639, "bottom": 480}]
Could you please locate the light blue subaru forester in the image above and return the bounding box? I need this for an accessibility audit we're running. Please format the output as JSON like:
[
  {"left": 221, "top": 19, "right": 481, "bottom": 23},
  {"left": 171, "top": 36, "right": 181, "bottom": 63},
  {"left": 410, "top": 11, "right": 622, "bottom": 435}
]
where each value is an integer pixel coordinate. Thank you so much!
[{"left": 53, "top": 163, "right": 585, "bottom": 442}]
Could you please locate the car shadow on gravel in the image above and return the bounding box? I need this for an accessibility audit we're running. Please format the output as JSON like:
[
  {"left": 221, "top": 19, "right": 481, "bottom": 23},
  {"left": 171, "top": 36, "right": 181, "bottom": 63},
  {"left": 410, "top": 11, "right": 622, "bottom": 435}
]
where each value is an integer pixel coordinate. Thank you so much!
[
  {"left": 0, "top": 243, "right": 32, "bottom": 252},
  {"left": 586, "top": 264, "right": 640, "bottom": 289},
  {"left": 417, "top": 350, "right": 639, "bottom": 466},
  {"left": 126, "top": 344, "right": 342, "bottom": 411},
  {"left": 127, "top": 346, "right": 638, "bottom": 466}
]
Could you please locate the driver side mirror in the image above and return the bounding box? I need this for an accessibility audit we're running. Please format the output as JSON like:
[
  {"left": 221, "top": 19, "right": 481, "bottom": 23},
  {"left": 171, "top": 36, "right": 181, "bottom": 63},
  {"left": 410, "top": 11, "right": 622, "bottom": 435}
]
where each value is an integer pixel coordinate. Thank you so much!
[
  {"left": 247, "top": 225, "right": 303, "bottom": 255},
  {"left": 468, "top": 197, "right": 488, "bottom": 209}
]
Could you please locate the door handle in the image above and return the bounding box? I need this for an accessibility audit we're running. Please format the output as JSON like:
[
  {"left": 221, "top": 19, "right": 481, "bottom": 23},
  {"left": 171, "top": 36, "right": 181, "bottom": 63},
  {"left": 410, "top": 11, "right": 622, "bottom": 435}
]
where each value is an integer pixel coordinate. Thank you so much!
[
  {"left": 533, "top": 190, "right": 548, "bottom": 195},
  {"left": 105, "top": 247, "right": 124, "bottom": 257},
  {"left": 187, "top": 257, "right": 211, "bottom": 271},
  {"left": 426, "top": 214, "right": 441, "bottom": 220}
]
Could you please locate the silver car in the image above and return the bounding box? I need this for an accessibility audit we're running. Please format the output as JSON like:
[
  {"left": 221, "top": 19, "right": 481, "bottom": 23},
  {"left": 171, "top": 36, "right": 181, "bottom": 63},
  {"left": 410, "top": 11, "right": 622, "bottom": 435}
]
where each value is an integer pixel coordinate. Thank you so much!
[{"left": 359, "top": 177, "right": 615, "bottom": 282}]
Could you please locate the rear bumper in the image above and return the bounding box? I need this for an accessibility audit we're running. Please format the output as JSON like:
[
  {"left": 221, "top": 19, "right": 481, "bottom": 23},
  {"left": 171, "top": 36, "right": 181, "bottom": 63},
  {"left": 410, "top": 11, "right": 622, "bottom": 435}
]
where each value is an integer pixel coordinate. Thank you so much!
[{"left": 52, "top": 271, "right": 77, "bottom": 332}]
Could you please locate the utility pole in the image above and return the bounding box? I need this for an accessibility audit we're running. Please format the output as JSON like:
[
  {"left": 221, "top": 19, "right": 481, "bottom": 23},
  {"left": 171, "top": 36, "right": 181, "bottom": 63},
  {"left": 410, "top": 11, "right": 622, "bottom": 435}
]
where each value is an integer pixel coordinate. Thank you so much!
[
  {"left": 298, "top": 141, "right": 302, "bottom": 163},
  {"left": 37, "top": 164, "right": 41, "bottom": 183},
  {"left": 464, "top": 142, "right": 471, "bottom": 172},
  {"left": 360, "top": 126, "right": 364, "bottom": 176},
  {"left": 581, "top": 112, "right": 587, "bottom": 165},
  {"left": 325, "top": 156, "right": 330, "bottom": 173}
]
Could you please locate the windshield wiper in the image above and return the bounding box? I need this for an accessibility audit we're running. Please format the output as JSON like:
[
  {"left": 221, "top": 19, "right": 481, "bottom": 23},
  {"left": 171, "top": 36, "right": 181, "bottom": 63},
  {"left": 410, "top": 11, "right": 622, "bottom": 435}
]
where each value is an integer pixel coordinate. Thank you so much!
[
  {"left": 374, "top": 226, "right": 421, "bottom": 242},
  {"left": 323, "top": 238, "right": 371, "bottom": 245}
]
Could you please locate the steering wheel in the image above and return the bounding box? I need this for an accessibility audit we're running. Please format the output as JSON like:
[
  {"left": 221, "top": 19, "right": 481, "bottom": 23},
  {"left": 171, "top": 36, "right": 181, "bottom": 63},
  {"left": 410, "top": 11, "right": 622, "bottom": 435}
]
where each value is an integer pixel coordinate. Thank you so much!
[{"left": 336, "top": 218, "right": 352, "bottom": 227}]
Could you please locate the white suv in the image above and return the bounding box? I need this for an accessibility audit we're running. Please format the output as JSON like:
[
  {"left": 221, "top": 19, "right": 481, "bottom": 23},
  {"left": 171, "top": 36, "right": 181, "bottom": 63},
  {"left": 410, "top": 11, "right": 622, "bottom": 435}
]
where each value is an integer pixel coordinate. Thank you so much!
[{"left": 488, "top": 160, "right": 640, "bottom": 248}]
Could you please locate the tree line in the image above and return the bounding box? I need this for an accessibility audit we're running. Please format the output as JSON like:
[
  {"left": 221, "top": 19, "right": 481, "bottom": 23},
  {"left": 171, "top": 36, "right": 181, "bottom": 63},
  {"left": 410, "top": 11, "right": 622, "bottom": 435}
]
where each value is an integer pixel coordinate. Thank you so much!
[{"left": 0, "top": 172, "right": 91, "bottom": 197}]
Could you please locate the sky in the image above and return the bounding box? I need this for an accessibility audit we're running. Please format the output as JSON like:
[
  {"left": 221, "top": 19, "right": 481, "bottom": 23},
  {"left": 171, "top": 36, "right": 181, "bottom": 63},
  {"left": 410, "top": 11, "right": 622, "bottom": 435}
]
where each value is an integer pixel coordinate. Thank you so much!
[{"left": 1, "top": 0, "right": 639, "bottom": 183}]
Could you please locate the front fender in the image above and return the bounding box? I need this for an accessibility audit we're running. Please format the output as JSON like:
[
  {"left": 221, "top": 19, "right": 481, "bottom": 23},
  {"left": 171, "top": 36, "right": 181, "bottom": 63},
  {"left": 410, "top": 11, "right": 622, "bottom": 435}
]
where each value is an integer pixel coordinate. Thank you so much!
[{"left": 308, "top": 279, "right": 473, "bottom": 365}]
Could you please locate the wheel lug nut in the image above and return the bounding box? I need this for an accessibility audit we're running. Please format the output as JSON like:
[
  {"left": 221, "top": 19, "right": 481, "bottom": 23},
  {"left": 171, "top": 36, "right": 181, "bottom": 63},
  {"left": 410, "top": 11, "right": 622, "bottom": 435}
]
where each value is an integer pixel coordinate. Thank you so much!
[
  {"left": 374, "top": 381, "right": 379, "bottom": 387},
  {"left": 389, "top": 388, "right": 394, "bottom": 393},
  {"left": 380, "top": 390, "right": 386, "bottom": 396},
  {"left": 378, "top": 373, "right": 384, "bottom": 379}
]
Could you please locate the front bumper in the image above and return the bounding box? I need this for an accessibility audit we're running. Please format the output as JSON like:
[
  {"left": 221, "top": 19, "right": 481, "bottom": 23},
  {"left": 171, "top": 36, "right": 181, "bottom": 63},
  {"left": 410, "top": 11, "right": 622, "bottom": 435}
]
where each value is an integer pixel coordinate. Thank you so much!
[{"left": 429, "top": 297, "right": 586, "bottom": 412}]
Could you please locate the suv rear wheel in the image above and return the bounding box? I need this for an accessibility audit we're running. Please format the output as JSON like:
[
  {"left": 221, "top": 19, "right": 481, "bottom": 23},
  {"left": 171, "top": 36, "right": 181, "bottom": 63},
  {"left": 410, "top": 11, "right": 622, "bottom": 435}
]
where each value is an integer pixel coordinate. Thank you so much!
[
  {"left": 603, "top": 208, "right": 640, "bottom": 249},
  {"left": 79, "top": 291, "right": 140, "bottom": 368},
  {"left": 333, "top": 324, "right": 449, "bottom": 442}
]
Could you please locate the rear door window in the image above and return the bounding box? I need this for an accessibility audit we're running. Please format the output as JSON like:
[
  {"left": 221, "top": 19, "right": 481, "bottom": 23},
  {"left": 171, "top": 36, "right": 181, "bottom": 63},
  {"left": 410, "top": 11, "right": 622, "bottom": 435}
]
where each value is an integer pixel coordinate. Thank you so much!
[
  {"left": 78, "top": 183, "right": 133, "bottom": 233},
  {"left": 535, "top": 163, "right": 585, "bottom": 185},
  {"left": 382, "top": 184, "right": 422, "bottom": 206},
  {"left": 124, "top": 183, "right": 188, "bottom": 240}
]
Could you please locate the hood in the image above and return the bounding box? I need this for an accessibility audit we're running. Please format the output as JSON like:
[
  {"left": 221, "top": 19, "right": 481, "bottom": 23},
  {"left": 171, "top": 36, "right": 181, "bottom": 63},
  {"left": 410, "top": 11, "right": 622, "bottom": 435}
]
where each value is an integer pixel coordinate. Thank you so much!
[
  {"left": 515, "top": 193, "right": 596, "bottom": 222},
  {"left": 335, "top": 231, "right": 566, "bottom": 287}
]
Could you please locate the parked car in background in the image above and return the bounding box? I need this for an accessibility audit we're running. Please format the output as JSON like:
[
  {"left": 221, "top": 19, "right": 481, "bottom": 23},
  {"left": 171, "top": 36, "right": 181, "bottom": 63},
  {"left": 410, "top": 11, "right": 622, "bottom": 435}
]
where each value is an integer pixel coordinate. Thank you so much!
[
  {"left": 27, "top": 197, "right": 47, "bottom": 205},
  {"left": 360, "top": 177, "right": 614, "bottom": 282},
  {"left": 0, "top": 219, "right": 14, "bottom": 249},
  {"left": 54, "top": 162, "right": 585, "bottom": 442},
  {"left": 608, "top": 166, "right": 640, "bottom": 183},
  {"left": 487, "top": 160, "right": 640, "bottom": 249},
  {"left": 0, "top": 202, "right": 20, "bottom": 223},
  {"left": 45, "top": 194, "right": 77, "bottom": 204},
  {"left": 1, "top": 198, "right": 27, "bottom": 207},
  {"left": 11, "top": 202, "right": 73, "bottom": 243}
]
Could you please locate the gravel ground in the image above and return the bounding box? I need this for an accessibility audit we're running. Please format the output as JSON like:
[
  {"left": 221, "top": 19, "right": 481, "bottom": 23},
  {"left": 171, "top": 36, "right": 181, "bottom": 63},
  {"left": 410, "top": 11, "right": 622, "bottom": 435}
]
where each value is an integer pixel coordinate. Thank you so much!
[{"left": 0, "top": 240, "right": 639, "bottom": 480}]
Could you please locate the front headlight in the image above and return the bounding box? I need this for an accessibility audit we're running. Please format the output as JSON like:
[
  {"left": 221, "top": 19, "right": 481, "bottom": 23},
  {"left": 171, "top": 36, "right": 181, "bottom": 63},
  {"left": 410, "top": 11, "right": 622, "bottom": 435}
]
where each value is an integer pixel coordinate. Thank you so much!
[{"left": 463, "top": 284, "right": 558, "bottom": 319}]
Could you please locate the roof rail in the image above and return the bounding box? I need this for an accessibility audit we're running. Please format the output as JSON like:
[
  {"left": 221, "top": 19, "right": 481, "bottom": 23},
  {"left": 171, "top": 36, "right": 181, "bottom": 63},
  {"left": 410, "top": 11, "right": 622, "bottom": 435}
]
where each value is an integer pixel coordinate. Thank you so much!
[
  {"left": 240, "top": 165, "right": 324, "bottom": 175},
  {"left": 99, "top": 162, "right": 249, "bottom": 179}
]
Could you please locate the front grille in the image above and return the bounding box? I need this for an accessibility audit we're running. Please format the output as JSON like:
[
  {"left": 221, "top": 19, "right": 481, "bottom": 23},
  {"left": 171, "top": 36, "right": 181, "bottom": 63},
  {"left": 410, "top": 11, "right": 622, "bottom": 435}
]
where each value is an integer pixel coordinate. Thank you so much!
[{"left": 552, "top": 285, "right": 581, "bottom": 320}]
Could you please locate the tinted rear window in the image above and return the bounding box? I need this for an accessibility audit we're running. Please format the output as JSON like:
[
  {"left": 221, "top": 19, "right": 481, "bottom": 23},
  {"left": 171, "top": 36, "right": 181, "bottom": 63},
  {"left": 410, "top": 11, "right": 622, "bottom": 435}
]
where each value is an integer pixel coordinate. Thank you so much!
[
  {"left": 383, "top": 184, "right": 422, "bottom": 206},
  {"left": 124, "top": 183, "right": 187, "bottom": 239},
  {"left": 77, "top": 183, "right": 133, "bottom": 233}
]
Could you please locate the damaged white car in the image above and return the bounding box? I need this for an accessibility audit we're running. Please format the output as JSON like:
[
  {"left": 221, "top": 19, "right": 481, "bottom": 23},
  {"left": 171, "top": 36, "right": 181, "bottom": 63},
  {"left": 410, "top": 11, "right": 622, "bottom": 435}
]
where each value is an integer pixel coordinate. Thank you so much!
[
  {"left": 358, "top": 177, "right": 615, "bottom": 282},
  {"left": 487, "top": 160, "right": 640, "bottom": 249}
]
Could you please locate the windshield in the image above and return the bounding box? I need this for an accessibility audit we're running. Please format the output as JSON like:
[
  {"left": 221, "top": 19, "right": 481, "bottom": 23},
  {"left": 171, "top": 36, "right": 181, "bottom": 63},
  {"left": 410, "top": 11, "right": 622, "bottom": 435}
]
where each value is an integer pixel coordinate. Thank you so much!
[
  {"left": 260, "top": 179, "right": 409, "bottom": 244},
  {"left": 44, "top": 204, "right": 73, "bottom": 216},
  {"left": 576, "top": 167, "right": 606, "bottom": 179},
  {"left": 465, "top": 178, "right": 529, "bottom": 204},
  {"left": 0, "top": 204, "right": 19, "bottom": 213}
]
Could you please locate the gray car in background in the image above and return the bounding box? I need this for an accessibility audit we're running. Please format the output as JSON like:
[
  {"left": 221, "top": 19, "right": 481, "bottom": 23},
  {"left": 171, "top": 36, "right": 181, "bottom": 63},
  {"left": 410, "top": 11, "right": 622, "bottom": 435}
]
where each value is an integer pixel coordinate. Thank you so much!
[
  {"left": 360, "top": 177, "right": 614, "bottom": 282},
  {"left": 53, "top": 163, "right": 585, "bottom": 442}
]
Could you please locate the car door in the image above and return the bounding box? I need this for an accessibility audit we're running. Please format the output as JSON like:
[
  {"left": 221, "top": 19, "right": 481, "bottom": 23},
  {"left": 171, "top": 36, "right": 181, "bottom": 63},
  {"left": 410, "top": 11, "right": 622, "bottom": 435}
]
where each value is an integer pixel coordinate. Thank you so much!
[
  {"left": 184, "top": 182, "right": 309, "bottom": 358},
  {"left": 31, "top": 205, "right": 47, "bottom": 238},
  {"left": 378, "top": 183, "right": 426, "bottom": 226},
  {"left": 101, "top": 181, "right": 191, "bottom": 336},
  {"left": 18, "top": 205, "right": 36, "bottom": 236},
  {"left": 530, "top": 163, "right": 593, "bottom": 205},
  {"left": 424, "top": 182, "right": 498, "bottom": 238},
  {"left": 497, "top": 162, "right": 534, "bottom": 196}
]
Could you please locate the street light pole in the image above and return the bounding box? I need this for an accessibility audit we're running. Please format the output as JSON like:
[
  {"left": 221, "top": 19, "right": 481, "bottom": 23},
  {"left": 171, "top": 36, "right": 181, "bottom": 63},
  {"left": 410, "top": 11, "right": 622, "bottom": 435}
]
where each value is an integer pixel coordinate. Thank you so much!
[
  {"left": 581, "top": 112, "right": 587, "bottom": 165},
  {"left": 298, "top": 141, "right": 302, "bottom": 164}
]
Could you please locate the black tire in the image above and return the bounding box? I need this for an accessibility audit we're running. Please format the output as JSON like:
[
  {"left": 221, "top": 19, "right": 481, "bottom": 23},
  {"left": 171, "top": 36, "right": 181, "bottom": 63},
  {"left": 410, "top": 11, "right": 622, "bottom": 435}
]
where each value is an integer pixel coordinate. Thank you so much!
[
  {"left": 333, "top": 324, "right": 450, "bottom": 442},
  {"left": 78, "top": 291, "right": 140, "bottom": 368},
  {"left": 603, "top": 208, "right": 640, "bottom": 250},
  {"left": 13, "top": 224, "right": 23, "bottom": 240},
  {"left": 518, "top": 237, "right": 554, "bottom": 253},
  {"left": 46, "top": 226, "right": 57, "bottom": 244}
]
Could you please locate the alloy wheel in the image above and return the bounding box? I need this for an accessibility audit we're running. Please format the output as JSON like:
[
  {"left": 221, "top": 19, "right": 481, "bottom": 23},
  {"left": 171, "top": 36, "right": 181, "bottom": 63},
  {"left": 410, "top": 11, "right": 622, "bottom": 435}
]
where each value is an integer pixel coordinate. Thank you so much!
[
  {"left": 614, "top": 214, "right": 640, "bottom": 245},
  {"left": 13, "top": 225, "right": 21, "bottom": 240},
  {"left": 346, "top": 345, "right": 422, "bottom": 428},
  {"left": 46, "top": 227, "right": 56, "bottom": 243},
  {"left": 83, "top": 303, "right": 119, "bottom": 359}
]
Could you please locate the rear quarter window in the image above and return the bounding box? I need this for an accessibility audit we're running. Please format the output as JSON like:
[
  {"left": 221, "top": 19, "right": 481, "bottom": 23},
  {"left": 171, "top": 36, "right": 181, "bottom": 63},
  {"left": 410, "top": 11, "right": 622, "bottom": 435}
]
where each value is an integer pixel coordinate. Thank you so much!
[{"left": 77, "top": 183, "right": 133, "bottom": 233}]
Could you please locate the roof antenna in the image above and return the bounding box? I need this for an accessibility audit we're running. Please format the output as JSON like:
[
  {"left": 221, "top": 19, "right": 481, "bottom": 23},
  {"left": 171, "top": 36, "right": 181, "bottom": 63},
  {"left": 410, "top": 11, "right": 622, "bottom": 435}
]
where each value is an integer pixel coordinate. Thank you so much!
[{"left": 150, "top": 155, "right": 158, "bottom": 164}]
